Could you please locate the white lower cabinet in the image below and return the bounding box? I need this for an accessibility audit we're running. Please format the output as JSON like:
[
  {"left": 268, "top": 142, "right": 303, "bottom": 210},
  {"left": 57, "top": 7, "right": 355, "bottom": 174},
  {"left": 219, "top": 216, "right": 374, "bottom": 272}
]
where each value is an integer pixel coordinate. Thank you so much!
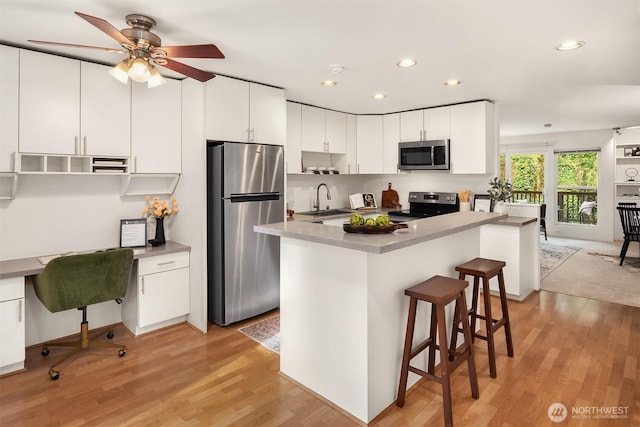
[
  {"left": 122, "top": 251, "right": 190, "bottom": 335},
  {"left": 0, "top": 277, "right": 25, "bottom": 375}
]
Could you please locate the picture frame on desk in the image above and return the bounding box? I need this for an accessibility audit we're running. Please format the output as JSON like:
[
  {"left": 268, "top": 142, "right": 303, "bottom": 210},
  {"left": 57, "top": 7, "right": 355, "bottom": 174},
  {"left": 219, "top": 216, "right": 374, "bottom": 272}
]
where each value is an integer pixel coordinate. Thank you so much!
[
  {"left": 120, "top": 218, "right": 147, "bottom": 248},
  {"left": 473, "top": 194, "right": 492, "bottom": 213}
]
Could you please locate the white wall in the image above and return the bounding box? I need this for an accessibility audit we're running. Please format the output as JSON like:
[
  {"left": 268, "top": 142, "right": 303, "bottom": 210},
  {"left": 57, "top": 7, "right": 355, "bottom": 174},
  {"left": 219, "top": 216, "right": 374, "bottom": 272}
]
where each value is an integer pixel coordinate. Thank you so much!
[
  {"left": 501, "top": 129, "right": 615, "bottom": 242},
  {"left": 0, "top": 175, "right": 169, "bottom": 344},
  {"left": 172, "top": 79, "right": 208, "bottom": 333}
]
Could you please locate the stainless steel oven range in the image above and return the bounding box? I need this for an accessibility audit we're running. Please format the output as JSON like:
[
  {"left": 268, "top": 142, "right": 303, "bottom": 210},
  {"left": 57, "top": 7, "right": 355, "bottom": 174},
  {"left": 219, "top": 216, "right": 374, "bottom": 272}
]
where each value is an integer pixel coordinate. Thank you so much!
[{"left": 387, "top": 191, "right": 459, "bottom": 222}]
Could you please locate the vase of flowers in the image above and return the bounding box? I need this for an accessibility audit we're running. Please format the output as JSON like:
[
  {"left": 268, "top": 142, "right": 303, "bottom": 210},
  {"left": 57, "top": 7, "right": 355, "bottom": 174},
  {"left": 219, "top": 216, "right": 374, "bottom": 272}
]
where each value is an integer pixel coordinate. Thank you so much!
[
  {"left": 488, "top": 177, "right": 512, "bottom": 215},
  {"left": 141, "top": 196, "right": 179, "bottom": 246}
]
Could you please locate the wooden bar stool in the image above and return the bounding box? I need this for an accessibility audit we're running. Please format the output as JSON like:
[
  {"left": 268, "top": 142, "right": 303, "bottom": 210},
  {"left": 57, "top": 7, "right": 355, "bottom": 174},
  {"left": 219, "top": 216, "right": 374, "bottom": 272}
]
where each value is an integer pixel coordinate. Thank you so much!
[
  {"left": 450, "top": 257, "right": 514, "bottom": 379},
  {"left": 397, "top": 275, "right": 479, "bottom": 427}
]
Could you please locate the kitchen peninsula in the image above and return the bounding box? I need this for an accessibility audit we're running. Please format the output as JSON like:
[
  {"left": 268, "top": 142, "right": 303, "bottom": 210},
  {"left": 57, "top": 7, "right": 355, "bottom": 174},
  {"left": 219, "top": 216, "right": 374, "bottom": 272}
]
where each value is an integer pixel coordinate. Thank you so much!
[{"left": 255, "top": 211, "right": 538, "bottom": 423}]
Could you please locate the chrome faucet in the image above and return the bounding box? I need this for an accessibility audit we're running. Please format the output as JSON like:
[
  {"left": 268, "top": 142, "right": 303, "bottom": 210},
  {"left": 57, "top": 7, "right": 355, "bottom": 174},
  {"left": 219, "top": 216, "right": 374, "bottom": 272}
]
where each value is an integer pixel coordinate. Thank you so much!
[{"left": 314, "top": 183, "right": 332, "bottom": 211}]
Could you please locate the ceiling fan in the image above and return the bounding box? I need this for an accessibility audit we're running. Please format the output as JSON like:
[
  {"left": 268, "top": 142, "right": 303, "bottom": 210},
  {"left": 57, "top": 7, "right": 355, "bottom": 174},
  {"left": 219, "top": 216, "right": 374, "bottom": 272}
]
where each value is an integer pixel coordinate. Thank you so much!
[{"left": 29, "top": 11, "right": 224, "bottom": 87}]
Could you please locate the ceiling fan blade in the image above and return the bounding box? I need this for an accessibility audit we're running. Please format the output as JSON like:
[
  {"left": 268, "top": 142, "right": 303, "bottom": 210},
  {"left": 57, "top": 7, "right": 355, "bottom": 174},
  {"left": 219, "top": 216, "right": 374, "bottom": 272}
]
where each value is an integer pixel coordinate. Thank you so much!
[
  {"left": 75, "top": 11, "right": 136, "bottom": 49},
  {"left": 156, "top": 44, "right": 225, "bottom": 59},
  {"left": 28, "top": 40, "right": 124, "bottom": 54},
  {"left": 157, "top": 58, "right": 215, "bottom": 82}
]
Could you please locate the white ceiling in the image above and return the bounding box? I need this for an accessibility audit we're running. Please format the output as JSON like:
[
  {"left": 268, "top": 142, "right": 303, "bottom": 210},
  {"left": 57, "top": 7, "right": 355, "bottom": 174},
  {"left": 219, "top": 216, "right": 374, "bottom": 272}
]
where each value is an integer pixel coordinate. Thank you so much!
[{"left": 1, "top": 0, "right": 638, "bottom": 137}]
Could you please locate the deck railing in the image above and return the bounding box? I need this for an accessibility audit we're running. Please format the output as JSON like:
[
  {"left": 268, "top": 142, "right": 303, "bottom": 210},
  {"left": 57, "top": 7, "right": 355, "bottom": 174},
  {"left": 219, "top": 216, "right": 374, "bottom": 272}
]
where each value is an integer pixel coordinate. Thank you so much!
[{"left": 511, "top": 189, "right": 598, "bottom": 224}]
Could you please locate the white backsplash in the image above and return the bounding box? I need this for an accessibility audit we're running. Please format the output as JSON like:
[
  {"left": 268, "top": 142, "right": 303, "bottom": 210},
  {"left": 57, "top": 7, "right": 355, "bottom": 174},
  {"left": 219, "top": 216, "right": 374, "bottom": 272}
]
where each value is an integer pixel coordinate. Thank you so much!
[{"left": 286, "top": 171, "right": 496, "bottom": 212}]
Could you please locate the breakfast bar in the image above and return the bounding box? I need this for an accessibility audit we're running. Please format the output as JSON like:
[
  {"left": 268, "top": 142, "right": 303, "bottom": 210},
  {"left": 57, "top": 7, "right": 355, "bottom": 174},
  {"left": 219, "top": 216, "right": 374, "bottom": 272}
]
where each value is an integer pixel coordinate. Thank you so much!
[{"left": 255, "top": 211, "right": 538, "bottom": 422}]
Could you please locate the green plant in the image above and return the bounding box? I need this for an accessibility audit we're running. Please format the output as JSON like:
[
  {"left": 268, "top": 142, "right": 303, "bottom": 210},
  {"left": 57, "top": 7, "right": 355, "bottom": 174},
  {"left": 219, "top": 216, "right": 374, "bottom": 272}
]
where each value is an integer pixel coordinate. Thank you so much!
[{"left": 488, "top": 177, "right": 513, "bottom": 202}]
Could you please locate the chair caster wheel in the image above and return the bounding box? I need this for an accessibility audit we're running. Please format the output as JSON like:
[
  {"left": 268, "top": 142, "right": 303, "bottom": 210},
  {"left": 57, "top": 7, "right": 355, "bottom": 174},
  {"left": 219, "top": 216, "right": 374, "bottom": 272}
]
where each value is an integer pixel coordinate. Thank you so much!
[
  {"left": 49, "top": 370, "right": 59, "bottom": 380},
  {"left": 107, "top": 329, "right": 114, "bottom": 339},
  {"left": 41, "top": 346, "right": 50, "bottom": 357},
  {"left": 118, "top": 348, "right": 126, "bottom": 357}
]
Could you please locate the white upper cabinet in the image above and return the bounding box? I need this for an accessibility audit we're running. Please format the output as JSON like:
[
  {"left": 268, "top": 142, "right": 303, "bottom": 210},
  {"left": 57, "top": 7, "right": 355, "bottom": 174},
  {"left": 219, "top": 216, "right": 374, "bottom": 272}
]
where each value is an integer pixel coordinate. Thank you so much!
[
  {"left": 79, "top": 62, "right": 130, "bottom": 157},
  {"left": 205, "top": 75, "right": 286, "bottom": 145},
  {"left": 400, "top": 106, "right": 450, "bottom": 142},
  {"left": 0, "top": 45, "right": 19, "bottom": 171},
  {"left": 399, "top": 110, "right": 423, "bottom": 142},
  {"left": 19, "top": 50, "right": 80, "bottom": 155},
  {"left": 356, "top": 115, "right": 383, "bottom": 174},
  {"left": 301, "top": 105, "right": 346, "bottom": 153},
  {"left": 286, "top": 102, "right": 302, "bottom": 174},
  {"left": 249, "top": 83, "right": 286, "bottom": 145},
  {"left": 345, "top": 114, "right": 357, "bottom": 174},
  {"left": 205, "top": 76, "right": 248, "bottom": 142},
  {"left": 131, "top": 78, "right": 182, "bottom": 173},
  {"left": 325, "top": 110, "right": 347, "bottom": 153},
  {"left": 382, "top": 114, "right": 400, "bottom": 174},
  {"left": 423, "top": 106, "right": 450, "bottom": 140},
  {"left": 449, "top": 101, "right": 496, "bottom": 174},
  {"left": 18, "top": 50, "right": 130, "bottom": 157},
  {"left": 301, "top": 105, "right": 326, "bottom": 152}
]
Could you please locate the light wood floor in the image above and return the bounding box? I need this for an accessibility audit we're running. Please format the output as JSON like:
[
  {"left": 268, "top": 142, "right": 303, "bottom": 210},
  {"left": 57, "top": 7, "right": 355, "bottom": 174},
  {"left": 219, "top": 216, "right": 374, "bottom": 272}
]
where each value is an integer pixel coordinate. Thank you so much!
[{"left": 1, "top": 290, "right": 638, "bottom": 426}]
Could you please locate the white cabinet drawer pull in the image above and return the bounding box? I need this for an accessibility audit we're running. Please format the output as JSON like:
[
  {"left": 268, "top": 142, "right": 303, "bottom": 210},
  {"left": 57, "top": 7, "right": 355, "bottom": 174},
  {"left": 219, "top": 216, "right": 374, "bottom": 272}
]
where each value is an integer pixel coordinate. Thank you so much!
[
  {"left": 158, "top": 261, "right": 176, "bottom": 267},
  {"left": 141, "top": 276, "right": 145, "bottom": 294},
  {"left": 18, "top": 299, "right": 22, "bottom": 323}
]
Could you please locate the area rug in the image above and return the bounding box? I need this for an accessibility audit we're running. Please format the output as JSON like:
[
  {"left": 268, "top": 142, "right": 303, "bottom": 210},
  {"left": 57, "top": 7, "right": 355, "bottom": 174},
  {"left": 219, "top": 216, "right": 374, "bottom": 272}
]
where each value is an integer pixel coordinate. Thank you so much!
[
  {"left": 237, "top": 315, "right": 280, "bottom": 354},
  {"left": 540, "top": 241, "right": 581, "bottom": 279},
  {"left": 587, "top": 252, "right": 640, "bottom": 273}
]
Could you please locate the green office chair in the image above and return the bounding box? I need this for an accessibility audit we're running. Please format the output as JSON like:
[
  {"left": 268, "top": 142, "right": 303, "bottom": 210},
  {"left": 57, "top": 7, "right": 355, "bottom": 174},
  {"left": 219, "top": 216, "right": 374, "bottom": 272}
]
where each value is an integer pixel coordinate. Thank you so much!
[{"left": 32, "top": 248, "right": 134, "bottom": 380}]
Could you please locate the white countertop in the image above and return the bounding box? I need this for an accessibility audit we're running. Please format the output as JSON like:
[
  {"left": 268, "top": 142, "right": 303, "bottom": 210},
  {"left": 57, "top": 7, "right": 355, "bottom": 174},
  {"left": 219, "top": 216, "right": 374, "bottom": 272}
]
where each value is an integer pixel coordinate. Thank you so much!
[
  {"left": 0, "top": 241, "right": 191, "bottom": 280},
  {"left": 256, "top": 211, "right": 511, "bottom": 254}
]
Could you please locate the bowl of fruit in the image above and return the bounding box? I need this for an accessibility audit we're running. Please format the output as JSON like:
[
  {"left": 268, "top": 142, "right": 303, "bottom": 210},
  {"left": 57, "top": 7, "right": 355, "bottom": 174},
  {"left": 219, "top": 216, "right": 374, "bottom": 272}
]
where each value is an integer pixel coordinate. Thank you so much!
[{"left": 343, "top": 213, "right": 408, "bottom": 234}]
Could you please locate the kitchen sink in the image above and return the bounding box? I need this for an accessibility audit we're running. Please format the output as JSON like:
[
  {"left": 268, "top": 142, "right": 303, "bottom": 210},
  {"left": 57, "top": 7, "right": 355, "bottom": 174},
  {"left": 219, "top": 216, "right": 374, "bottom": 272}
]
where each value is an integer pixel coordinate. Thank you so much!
[{"left": 296, "top": 208, "right": 354, "bottom": 217}]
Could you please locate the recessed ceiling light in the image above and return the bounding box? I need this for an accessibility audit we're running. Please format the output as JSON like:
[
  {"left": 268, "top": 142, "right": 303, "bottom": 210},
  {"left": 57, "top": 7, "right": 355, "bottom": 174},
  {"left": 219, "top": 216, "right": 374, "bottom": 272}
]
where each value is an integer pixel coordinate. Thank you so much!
[
  {"left": 444, "top": 80, "right": 462, "bottom": 86},
  {"left": 321, "top": 80, "right": 337, "bottom": 87},
  {"left": 397, "top": 59, "right": 416, "bottom": 68},
  {"left": 555, "top": 41, "right": 585, "bottom": 51},
  {"left": 372, "top": 93, "right": 386, "bottom": 100}
]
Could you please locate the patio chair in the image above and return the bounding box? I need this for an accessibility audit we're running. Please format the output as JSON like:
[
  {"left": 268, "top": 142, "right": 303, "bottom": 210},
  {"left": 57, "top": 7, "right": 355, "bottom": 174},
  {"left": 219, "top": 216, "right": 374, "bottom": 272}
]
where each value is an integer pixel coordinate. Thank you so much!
[
  {"left": 577, "top": 201, "right": 597, "bottom": 223},
  {"left": 617, "top": 206, "right": 640, "bottom": 266}
]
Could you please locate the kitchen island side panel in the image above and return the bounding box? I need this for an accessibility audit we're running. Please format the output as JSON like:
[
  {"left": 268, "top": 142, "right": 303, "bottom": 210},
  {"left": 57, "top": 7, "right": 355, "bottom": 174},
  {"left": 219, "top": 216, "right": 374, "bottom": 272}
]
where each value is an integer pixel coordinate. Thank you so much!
[
  {"left": 279, "top": 227, "right": 481, "bottom": 423},
  {"left": 280, "top": 237, "right": 369, "bottom": 421}
]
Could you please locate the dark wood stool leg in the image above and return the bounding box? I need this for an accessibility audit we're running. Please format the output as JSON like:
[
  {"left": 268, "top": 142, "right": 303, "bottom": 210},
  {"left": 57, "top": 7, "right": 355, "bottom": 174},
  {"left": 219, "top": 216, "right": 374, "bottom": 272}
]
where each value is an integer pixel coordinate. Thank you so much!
[
  {"left": 436, "top": 303, "right": 453, "bottom": 427},
  {"left": 470, "top": 276, "right": 480, "bottom": 341},
  {"left": 428, "top": 303, "right": 437, "bottom": 375},
  {"left": 481, "top": 276, "right": 497, "bottom": 378},
  {"left": 457, "top": 293, "right": 479, "bottom": 399},
  {"left": 498, "top": 269, "right": 514, "bottom": 357},
  {"left": 448, "top": 298, "right": 461, "bottom": 361},
  {"left": 397, "top": 297, "right": 418, "bottom": 407}
]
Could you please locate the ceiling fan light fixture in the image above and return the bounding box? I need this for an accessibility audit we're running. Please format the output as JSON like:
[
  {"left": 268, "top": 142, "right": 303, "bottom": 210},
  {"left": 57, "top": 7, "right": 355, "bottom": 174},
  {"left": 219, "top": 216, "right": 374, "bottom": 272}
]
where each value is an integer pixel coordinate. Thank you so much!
[
  {"left": 128, "top": 57, "right": 151, "bottom": 83},
  {"left": 108, "top": 61, "right": 131, "bottom": 84},
  {"left": 147, "top": 67, "right": 167, "bottom": 88}
]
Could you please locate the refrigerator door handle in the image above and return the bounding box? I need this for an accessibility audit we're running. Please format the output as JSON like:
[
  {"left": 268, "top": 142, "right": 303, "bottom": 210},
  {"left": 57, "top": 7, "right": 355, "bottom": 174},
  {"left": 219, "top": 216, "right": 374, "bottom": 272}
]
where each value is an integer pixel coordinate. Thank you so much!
[{"left": 227, "top": 193, "right": 281, "bottom": 203}]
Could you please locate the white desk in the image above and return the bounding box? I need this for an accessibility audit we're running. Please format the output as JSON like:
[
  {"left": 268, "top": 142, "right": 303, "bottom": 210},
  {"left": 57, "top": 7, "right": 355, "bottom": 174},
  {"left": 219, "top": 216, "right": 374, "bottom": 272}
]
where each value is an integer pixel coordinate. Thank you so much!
[{"left": 0, "top": 241, "right": 190, "bottom": 376}]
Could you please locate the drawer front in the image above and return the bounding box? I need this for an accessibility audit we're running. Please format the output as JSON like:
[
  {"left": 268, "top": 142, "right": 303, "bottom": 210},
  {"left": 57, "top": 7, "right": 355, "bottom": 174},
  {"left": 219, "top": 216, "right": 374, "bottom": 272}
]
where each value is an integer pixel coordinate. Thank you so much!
[
  {"left": 138, "top": 251, "right": 189, "bottom": 276},
  {"left": 0, "top": 277, "right": 25, "bottom": 301}
]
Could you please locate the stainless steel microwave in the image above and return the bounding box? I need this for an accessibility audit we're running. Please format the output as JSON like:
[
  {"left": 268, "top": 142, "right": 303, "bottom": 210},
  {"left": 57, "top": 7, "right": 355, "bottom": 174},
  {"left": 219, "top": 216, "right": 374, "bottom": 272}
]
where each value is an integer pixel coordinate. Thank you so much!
[{"left": 398, "top": 139, "right": 450, "bottom": 170}]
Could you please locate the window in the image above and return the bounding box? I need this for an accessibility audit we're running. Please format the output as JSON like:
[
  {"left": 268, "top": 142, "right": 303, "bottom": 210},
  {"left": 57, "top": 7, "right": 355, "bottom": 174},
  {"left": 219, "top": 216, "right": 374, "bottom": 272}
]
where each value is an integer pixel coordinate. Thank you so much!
[
  {"left": 500, "top": 152, "right": 545, "bottom": 204},
  {"left": 555, "top": 150, "right": 598, "bottom": 225}
]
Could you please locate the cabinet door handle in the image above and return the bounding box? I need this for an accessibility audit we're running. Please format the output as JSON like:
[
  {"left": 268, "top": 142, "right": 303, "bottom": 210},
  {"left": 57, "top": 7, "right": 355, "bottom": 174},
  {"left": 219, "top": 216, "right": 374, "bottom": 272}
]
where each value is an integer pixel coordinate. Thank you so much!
[
  {"left": 75, "top": 136, "right": 79, "bottom": 155},
  {"left": 250, "top": 128, "right": 255, "bottom": 142},
  {"left": 134, "top": 156, "right": 137, "bottom": 173},
  {"left": 348, "top": 164, "right": 350, "bottom": 174},
  {"left": 18, "top": 299, "right": 22, "bottom": 323},
  {"left": 83, "top": 136, "right": 87, "bottom": 155},
  {"left": 11, "top": 152, "right": 15, "bottom": 172},
  {"left": 245, "top": 128, "right": 250, "bottom": 142},
  {"left": 141, "top": 276, "right": 145, "bottom": 294}
]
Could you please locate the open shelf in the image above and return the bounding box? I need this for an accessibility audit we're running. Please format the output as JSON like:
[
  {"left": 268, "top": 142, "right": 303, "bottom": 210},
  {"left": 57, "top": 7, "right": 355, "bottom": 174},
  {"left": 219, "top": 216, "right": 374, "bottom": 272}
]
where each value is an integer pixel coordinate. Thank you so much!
[
  {"left": 0, "top": 173, "right": 18, "bottom": 200},
  {"left": 17, "top": 153, "right": 128, "bottom": 175},
  {"left": 120, "top": 174, "right": 180, "bottom": 196}
]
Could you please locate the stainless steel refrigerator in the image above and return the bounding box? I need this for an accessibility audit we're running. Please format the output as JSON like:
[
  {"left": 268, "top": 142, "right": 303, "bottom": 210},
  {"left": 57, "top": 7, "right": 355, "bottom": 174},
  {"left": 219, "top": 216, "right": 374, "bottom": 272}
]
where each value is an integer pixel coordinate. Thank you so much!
[{"left": 207, "top": 141, "right": 284, "bottom": 326}]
